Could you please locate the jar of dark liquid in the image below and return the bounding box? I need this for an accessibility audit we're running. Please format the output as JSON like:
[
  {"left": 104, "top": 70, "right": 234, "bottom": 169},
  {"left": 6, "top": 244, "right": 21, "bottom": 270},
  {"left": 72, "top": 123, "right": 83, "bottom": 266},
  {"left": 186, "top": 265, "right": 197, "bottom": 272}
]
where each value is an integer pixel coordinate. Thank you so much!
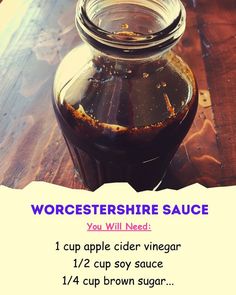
[{"left": 53, "top": 0, "right": 198, "bottom": 191}]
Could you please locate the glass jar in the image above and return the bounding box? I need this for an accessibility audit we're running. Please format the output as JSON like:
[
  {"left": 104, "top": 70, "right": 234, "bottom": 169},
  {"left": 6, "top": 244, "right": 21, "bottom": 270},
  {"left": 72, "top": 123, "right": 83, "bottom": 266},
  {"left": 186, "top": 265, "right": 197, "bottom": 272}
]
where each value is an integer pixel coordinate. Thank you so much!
[{"left": 53, "top": 0, "right": 198, "bottom": 192}]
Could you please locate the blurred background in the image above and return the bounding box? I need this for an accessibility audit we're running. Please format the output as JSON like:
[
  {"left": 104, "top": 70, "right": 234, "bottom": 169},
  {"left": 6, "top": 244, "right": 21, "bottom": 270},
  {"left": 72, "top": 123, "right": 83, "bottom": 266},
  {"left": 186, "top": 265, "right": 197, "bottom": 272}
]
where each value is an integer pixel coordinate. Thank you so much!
[{"left": 0, "top": 0, "right": 235, "bottom": 190}]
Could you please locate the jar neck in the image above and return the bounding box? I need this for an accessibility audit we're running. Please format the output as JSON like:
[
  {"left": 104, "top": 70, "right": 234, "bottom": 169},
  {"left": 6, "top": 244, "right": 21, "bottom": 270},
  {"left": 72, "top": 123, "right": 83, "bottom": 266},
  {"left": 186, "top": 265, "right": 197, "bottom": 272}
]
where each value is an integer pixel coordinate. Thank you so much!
[{"left": 76, "top": 0, "right": 186, "bottom": 59}]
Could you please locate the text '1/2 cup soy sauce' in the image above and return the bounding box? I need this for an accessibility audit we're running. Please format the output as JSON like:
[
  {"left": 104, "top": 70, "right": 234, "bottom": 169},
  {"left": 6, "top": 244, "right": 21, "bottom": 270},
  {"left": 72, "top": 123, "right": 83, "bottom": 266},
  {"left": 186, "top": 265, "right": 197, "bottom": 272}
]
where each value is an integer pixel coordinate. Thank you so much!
[{"left": 53, "top": 0, "right": 198, "bottom": 192}]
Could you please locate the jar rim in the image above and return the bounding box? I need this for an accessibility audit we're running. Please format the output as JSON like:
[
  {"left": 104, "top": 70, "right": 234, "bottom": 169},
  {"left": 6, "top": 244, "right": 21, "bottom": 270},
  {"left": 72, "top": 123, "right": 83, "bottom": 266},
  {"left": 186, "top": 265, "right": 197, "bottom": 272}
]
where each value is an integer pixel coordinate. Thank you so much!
[{"left": 76, "top": 0, "right": 186, "bottom": 56}]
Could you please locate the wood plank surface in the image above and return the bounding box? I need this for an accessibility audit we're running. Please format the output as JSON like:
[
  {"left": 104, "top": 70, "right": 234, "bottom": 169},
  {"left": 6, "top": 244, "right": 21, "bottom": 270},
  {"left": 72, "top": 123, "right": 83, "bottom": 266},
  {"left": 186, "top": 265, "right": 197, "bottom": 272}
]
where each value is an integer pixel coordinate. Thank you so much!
[
  {"left": 162, "top": 0, "right": 236, "bottom": 189},
  {"left": 0, "top": 0, "right": 235, "bottom": 190}
]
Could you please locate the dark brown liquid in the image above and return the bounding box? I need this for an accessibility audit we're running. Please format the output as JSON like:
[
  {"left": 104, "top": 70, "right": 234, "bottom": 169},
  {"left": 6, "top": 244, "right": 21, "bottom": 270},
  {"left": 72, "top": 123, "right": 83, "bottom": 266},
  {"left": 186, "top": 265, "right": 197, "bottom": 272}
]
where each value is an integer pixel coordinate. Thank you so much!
[{"left": 53, "top": 52, "right": 198, "bottom": 191}]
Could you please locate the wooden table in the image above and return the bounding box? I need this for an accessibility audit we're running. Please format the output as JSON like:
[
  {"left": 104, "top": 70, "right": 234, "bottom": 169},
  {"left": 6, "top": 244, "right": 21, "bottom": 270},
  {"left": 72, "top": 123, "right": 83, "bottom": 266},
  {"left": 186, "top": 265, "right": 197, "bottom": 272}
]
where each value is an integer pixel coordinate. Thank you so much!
[{"left": 0, "top": 0, "right": 235, "bottom": 190}]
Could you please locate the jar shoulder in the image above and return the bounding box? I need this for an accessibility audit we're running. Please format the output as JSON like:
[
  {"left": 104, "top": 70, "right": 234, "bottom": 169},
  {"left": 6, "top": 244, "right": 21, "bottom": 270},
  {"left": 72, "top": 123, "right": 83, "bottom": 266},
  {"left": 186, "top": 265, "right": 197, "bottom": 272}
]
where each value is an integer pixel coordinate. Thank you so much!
[{"left": 54, "top": 46, "right": 197, "bottom": 128}]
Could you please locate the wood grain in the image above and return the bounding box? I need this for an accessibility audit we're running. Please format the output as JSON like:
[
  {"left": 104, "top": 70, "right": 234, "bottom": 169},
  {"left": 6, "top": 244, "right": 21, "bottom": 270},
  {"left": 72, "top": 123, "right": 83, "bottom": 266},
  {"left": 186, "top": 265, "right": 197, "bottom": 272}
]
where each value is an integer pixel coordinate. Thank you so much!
[
  {"left": 162, "top": 0, "right": 236, "bottom": 189},
  {"left": 0, "top": 0, "right": 235, "bottom": 190}
]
